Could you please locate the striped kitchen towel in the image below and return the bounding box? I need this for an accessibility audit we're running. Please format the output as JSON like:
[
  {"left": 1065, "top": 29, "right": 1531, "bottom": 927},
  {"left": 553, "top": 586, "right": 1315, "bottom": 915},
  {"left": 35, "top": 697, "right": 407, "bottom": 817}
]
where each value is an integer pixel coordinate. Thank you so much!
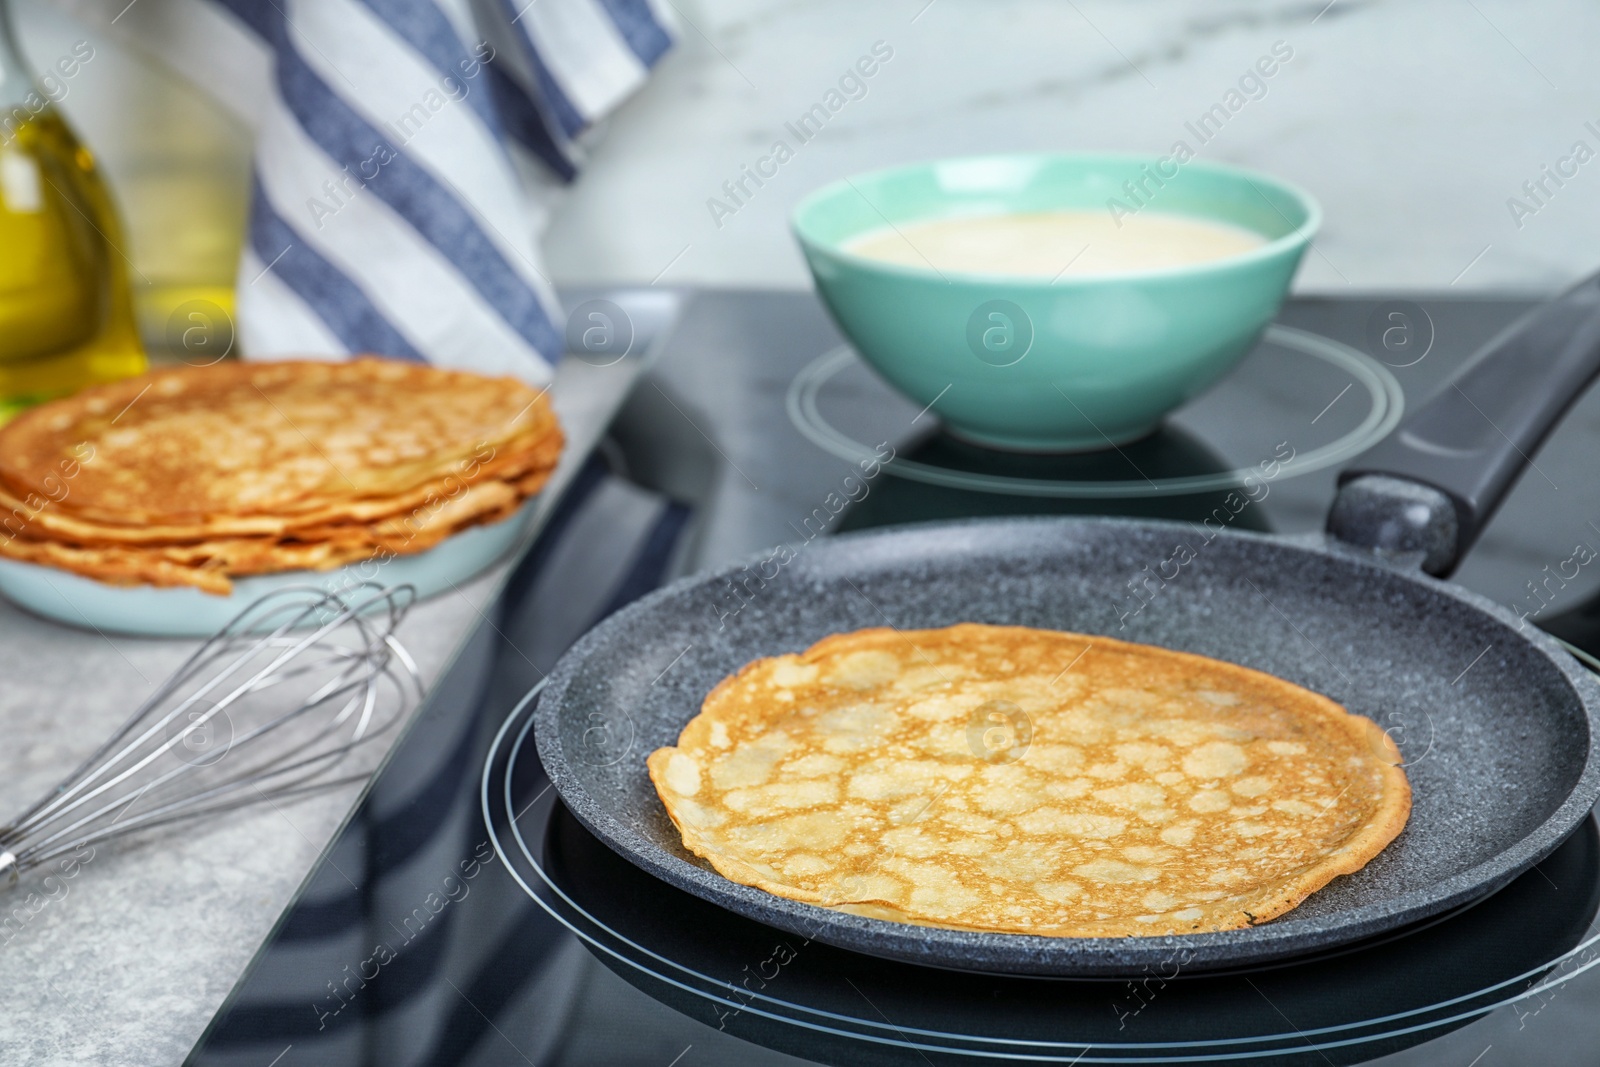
[
  {"left": 56, "top": 0, "right": 674, "bottom": 382},
  {"left": 189, "top": 454, "right": 694, "bottom": 1067}
]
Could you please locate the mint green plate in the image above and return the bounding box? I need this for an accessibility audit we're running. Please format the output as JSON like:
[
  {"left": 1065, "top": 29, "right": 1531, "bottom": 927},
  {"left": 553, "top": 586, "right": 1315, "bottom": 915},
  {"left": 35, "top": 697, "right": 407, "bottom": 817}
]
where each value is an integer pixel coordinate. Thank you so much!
[{"left": 791, "top": 153, "right": 1319, "bottom": 451}]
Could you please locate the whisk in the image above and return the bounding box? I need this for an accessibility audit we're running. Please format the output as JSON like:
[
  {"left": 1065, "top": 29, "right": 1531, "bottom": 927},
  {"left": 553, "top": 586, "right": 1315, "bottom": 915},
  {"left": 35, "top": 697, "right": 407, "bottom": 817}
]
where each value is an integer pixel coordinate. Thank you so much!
[{"left": 0, "top": 583, "right": 422, "bottom": 888}]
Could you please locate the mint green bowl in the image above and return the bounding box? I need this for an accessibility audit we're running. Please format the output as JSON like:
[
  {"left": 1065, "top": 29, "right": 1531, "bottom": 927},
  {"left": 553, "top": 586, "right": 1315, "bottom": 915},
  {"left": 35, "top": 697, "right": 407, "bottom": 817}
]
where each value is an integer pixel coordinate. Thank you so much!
[{"left": 791, "top": 153, "right": 1319, "bottom": 451}]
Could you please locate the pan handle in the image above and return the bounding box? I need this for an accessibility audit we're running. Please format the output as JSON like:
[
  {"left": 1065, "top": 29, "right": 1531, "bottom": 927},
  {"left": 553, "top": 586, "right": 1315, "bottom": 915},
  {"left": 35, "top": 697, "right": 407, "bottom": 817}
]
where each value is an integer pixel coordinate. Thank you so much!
[{"left": 1327, "top": 271, "right": 1600, "bottom": 576}]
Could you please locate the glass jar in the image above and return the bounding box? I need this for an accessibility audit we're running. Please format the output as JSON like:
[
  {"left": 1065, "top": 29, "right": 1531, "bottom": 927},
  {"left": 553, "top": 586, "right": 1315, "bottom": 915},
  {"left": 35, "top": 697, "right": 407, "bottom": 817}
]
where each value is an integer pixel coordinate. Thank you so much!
[{"left": 0, "top": 0, "right": 144, "bottom": 419}]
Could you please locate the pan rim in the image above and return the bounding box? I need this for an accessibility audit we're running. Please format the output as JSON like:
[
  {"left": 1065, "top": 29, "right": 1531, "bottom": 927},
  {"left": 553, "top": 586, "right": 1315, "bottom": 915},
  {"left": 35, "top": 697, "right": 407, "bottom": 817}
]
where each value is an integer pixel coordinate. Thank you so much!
[{"left": 534, "top": 515, "right": 1600, "bottom": 975}]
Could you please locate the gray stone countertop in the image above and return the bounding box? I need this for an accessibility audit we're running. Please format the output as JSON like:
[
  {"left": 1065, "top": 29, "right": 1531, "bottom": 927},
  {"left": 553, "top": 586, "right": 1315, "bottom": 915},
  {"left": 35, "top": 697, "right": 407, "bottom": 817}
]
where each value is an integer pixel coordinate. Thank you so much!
[
  {"left": 0, "top": 574, "right": 495, "bottom": 1066},
  {"left": 0, "top": 348, "right": 646, "bottom": 1066}
]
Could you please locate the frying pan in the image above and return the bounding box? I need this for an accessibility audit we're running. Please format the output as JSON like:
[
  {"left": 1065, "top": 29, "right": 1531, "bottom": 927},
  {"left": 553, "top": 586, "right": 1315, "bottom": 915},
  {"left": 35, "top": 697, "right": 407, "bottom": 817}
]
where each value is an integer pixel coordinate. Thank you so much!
[{"left": 535, "top": 274, "right": 1600, "bottom": 977}]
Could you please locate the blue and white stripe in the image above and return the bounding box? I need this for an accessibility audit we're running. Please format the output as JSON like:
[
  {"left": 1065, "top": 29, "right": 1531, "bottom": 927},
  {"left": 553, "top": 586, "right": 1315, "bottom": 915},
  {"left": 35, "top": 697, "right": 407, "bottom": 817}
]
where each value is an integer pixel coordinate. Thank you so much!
[
  {"left": 60, "top": 0, "right": 674, "bottom": 383},
  {"left": 189, "top": 456, "right": 694, "bottom": 1067}
]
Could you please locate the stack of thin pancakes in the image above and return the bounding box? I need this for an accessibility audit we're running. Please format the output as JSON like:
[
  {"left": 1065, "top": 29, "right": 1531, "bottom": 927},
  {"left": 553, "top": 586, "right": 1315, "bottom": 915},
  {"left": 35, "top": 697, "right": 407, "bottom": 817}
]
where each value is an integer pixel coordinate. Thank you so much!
[{"left": 0, "top": 359, "right": 562, "bottom": 594}]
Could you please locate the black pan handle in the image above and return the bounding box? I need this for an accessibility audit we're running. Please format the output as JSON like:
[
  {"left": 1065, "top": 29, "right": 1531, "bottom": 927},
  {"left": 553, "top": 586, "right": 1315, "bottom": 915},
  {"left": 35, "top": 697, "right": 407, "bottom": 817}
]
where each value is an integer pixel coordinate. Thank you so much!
[{"left": 1328, "top": 271, "right": 1600, "bottom": 577}]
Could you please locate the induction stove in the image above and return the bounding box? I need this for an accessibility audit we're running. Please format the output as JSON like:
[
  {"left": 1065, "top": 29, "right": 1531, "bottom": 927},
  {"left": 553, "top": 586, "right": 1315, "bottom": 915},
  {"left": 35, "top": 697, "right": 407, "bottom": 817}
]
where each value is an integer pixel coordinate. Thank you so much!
[{"left": 186, "top": 291, "right": 1600, "bottom": 1067}]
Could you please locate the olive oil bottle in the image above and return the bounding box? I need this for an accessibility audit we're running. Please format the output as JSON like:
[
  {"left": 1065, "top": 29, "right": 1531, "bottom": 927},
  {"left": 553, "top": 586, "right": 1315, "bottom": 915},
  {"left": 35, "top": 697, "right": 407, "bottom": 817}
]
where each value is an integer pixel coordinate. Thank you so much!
[{"left": 0, "top": 4, "right": 144, "bottom": 419}]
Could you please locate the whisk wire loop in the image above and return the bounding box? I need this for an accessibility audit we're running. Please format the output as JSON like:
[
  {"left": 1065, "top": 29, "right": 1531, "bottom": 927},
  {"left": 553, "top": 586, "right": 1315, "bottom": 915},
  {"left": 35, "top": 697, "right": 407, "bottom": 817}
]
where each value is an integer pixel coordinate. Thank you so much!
[{"left": 0, "top": 584, "right": 422, "bottom": 882}]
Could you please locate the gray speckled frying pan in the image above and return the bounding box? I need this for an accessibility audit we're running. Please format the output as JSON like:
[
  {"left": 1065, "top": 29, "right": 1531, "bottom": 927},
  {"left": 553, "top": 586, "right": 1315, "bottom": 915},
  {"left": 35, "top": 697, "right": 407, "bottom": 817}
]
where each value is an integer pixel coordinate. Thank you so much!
[{"left": 535, "top": 273, "right": 1600, "bottom": 977}]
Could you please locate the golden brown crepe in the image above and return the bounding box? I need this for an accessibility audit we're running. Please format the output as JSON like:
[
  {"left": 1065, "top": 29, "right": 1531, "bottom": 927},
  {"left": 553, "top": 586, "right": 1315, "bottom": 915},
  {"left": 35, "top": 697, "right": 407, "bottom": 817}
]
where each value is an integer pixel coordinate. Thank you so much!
[
  {"left": 0, "top": 358, "right": 563, "bottom": 593},
  {"left": 648, "top": 624, "right": 1410, "bottom": 938},
  {"left": 0, "top": 358, "right": 557, "bottom": 522},
  {"left": 0, "top": 477, "right": 532, "bottom": 594},
  {"left": 0, "top": 422, "right": 559, "bottom": 543}
]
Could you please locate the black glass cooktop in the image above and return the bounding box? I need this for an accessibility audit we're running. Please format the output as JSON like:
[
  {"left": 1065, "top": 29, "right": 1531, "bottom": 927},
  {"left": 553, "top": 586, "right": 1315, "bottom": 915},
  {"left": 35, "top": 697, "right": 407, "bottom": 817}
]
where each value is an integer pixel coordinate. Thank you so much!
[{"left": 187, "top": 292, "right": 1600, "bottom": 1067}]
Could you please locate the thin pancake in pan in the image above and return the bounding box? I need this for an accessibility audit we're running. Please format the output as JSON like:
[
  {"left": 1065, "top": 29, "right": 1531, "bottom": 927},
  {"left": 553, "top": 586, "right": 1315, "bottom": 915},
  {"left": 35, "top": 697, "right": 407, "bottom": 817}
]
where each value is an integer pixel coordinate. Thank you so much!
[{"left": 648, "top": 623, "right": 1410, "bottom": 938}]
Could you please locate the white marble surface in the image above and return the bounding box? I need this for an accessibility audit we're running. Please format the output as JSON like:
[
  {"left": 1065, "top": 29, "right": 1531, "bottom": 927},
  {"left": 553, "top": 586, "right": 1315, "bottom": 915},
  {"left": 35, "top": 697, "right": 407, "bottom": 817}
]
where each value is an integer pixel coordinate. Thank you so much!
[
  {"left": 20, "top": 0, "right": 1600, "bottom": 296},
  {"left": 542, "top": 0, "right": 1600, "bottom": 294}
]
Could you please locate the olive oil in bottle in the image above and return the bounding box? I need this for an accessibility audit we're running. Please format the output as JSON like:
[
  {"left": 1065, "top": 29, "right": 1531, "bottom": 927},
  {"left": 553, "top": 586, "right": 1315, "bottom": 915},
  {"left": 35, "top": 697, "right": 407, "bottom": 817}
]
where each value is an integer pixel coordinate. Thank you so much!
[{"left": 0, "top": 6, "right": 144, "bottom": 417}]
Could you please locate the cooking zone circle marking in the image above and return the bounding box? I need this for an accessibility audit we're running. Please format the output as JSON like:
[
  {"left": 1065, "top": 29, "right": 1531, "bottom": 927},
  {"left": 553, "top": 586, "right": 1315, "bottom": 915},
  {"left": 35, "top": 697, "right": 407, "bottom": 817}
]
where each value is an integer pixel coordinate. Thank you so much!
[{"left": 787, "top": 325, "right": 1404, "bottom": 499}]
